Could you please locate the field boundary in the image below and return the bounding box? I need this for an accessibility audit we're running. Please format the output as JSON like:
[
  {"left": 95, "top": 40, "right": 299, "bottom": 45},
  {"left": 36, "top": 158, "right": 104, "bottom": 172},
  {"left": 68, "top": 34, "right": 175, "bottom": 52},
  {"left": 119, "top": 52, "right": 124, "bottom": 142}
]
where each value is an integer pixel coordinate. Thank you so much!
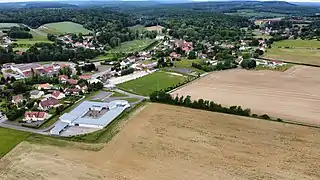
[{"left": 258, "top": 57, "right": 320, "bottom": 68}]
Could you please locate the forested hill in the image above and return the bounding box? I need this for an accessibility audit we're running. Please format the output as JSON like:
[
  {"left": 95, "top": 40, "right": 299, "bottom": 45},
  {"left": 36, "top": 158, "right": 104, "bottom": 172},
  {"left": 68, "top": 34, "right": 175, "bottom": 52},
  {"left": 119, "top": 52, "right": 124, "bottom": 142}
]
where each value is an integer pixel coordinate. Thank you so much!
[
  {"left": 113, "top": 1, "right": 318, "bottom": 17},
  {"left": 0, "top": 8, "right": 135, "bottom": 30}
]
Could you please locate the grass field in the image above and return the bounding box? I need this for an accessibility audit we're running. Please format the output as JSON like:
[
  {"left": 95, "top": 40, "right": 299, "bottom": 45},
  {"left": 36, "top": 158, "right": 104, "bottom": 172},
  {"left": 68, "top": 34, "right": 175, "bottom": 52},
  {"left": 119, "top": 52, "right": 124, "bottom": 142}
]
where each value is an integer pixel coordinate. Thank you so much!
[
  {"left": 107, "top": 39, "right": 156, "bottom": 53},
  {"left": 1, "top": 103, "right": 319, "bottom": 179},
  {"left": 117, "top": 71, "right": 187, "bottom": 96},
  {"left": 264, "top": 40, "right": 320, "bottom": 66},
  {"left": 225, "top": 10, "right": 286, "bottom": 18},
  {"left": 173, "top": 66, "right": 320, "bottom": 125},
  {"left": 172, "top": 59, "right": 206, "bottom": 74},
  {"left": 0, "top": 128, "right": 30, "bottom": 158},
  {"left": 272, "top": 39, "right": 320, "bottom": 48},
  {"left": 38, "top": 21, "right": 91, "bottom": 35},
  {"left": 252, "top": 29, "right": 272, "bottom": 39},
  {"left": 129, "top": 25, "right": 146, "bottom": 32},
  {"left": 0, "top": 23, "right": 20, "bottom": 29}
]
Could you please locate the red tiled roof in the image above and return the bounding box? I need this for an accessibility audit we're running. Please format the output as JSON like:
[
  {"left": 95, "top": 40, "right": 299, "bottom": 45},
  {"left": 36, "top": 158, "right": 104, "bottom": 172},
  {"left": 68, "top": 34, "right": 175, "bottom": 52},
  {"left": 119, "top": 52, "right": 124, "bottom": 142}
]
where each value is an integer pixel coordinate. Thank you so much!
[
  {"left": 52, "top": 91, "right": 61, "bottom": 98},
  {"left": 66, "top": 79, "right": 78, "bottom": 85},
  {"left": 59, "top": 75, "right": 68, "bottom": 80},
  {"left": 24, "top": 111, "right": 46, "bottom": 118},
  {"left": 66, "top": 88, "right": 81, "bottom": 93},
  {"left": 40, "top": 98, "right": 59, "bottom": 108},
  {"left": 79, "top": 74, "right": 92, "bottom": 80},
  {"left": 15, "top": 51, "right": 24, "bottom": 55},
  {"left": 39, "top": 83, "right": 51, "bottom": 89},
  {"left": 12, "top": 94, "right": 23, "bottom": 103}
]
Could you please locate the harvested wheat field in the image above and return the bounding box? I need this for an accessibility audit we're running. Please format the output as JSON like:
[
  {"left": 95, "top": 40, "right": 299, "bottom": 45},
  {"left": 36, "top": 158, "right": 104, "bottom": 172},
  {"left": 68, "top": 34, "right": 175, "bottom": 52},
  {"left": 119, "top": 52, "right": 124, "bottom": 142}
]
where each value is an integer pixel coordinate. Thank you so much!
[
  {"left": 1, "top": 103, "right": 320, "bottom": 180},
  {"left": 173, "top": 66, "right": 320, "bottom": 125}
]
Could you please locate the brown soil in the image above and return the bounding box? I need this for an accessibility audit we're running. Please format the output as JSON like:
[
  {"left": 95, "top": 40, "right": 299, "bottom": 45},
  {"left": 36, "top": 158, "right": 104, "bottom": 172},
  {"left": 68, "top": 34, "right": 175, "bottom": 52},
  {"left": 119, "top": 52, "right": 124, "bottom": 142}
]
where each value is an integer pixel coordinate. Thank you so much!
[
  {"left": 1, "top": 103, "right": 320, "bottom": 180},
  {"left": 146, "top": 25, "right": 164, "bottom": 33},
  {"left": 172, "top": 66, "right": 320, "bottom": 125}
]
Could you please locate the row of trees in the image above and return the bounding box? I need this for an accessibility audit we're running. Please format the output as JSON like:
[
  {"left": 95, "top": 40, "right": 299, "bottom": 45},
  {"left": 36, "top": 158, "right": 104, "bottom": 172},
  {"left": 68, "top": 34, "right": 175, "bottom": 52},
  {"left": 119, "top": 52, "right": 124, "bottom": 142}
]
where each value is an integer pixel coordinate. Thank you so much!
[
  {"left": 192, "top": 60, "right": 237, "bottom": 72},
  {"left": 150, "top": 90, "right": 273, "bottom": 120},
  {"left": 6, "top": 26, "right": 32, "bottom": 39}
]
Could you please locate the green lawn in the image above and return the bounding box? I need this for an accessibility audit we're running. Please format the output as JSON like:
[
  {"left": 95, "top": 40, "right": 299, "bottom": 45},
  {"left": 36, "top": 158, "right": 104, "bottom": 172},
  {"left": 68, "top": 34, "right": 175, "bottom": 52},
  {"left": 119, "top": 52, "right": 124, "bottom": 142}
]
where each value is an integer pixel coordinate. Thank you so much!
[
  {"left": 252, "top": 29, "right": 272, "bottom": 39},
  {"left": 39, "top": 21, "right": 91, "bottom": 35},
  {"left": 264, "top": 48, "right": 320, "bottom": 66},
  {"left": 123, "top": 98, "right": 139, "bottom": 103},
  {"left": 264, "top": 39, "right": 320, "bottom": 66},
  {"left": 111, "top": 91, "right": 128, "bottom": 97},
  {"left": 117, "top": 71, "right": 187, "bottom": 96},
  {"left": 108, "top": 39, "right": 156, "bottom": 53},
  {"left": 0, "top": 23, "right": 20, "bottom": 29},
  {"left": 172, "top": 59, "right": 206, "bottom": 74},
  {"left": 0, "top": 128, "right": 30, "bottom": 158},
  {"left": 129, "top": 25, "right": 146, "bottom": 32},
  {"left": 225, "top": 10, "right": 286, "bottom": 18},
  {"left": 272, "top": 39, "right": 320, "bottom": 48}
]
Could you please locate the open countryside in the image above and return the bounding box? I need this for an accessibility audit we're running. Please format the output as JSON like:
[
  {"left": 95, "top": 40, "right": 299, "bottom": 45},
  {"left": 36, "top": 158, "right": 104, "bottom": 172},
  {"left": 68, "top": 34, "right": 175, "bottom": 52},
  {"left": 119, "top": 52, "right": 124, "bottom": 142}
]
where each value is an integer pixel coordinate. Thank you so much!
[
  {"left": 264, "top": 40, "right": 320, "bottom": 66},
  {"left": 173, "top": 66, "right": 320, "bottom": 125},
  {"left": 1, "top": 104, "right": 319, "bottom": 180},
  {"left": 1, "top": 0, "right": 320, "bottom": 179},
  {"left": 39, "top": 21, "right": 91, "bottom": 35}
]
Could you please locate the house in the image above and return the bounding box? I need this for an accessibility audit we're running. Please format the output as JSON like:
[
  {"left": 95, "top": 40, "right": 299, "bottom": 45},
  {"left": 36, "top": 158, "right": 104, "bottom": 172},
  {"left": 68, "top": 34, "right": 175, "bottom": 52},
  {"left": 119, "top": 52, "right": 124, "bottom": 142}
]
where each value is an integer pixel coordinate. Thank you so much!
[
  {"left": 12, "top": 94, "right": 23, "bottom": 105},
  {"left": 23, "top": 111, "right": 49, "bottom": 122},
  {"left": 79, "top": 74, "right": 92, "bottom": 80},
  {"left": 51, "top": 91, "right": 65, "bottom": 100},
  {"left": 59, "top": 75, "right": 68, "bottom": 83},
  {"left": 199, "top": 53, "right": 208, "bottom": 59},
  {"left": 174, "top": 40, "right": 193, "bottom": 53},
  {"left": 65, "top": 88, "right": 82, "bottom": 95},
  {"left": 66, "top": 79, "right": 78, "bottom": 85},
  {"left": 38, "top": 83, "right": 52, "bottom": 90},
  {"left": 170, "top": 52, "right": 181, "bottom": 60},
  {"left": 39, "top": 98, "right": 60, "bottom": 110},
  {"left": 30, "top": 90, "right": 45, "bottom": 99}
]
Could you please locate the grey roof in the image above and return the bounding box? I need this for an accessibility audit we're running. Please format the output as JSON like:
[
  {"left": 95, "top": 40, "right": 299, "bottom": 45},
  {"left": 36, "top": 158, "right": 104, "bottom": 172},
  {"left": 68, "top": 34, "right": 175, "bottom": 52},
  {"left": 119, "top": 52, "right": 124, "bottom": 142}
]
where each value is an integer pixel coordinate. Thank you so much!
[
  {"left": 50, "top": 121, "right": 69, "bottom": 135},
  {"left": 13, "top": 63, "right": 42, "bottom": 72},
  {"left": 59, "top": 100, "right": 130, "bottom": 127},
  {"left": 30, "top": 90, "right": 41, "bottom": 96}
]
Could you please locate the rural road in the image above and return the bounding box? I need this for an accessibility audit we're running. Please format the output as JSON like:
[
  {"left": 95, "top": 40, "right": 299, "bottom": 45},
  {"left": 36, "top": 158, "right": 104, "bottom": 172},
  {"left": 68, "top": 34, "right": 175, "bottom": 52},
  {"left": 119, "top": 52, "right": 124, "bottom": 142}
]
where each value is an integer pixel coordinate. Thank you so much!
[{"left": 0, "top": 118, "right": 49, "bottom": 135}]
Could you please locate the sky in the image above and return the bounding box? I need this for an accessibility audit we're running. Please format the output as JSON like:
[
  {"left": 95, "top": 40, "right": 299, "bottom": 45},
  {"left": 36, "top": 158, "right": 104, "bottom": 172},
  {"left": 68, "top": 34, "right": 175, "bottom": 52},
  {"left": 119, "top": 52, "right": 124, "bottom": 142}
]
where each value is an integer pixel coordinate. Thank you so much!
[{"left": 1, "top": 0, "right": 320, "bottom": 3}]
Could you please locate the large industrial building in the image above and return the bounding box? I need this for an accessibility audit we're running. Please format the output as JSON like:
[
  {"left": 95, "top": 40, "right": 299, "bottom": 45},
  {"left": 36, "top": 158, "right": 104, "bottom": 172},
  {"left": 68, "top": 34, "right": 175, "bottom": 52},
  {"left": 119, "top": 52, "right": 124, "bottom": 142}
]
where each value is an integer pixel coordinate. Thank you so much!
[{"left": 50, "top": 100, "right": 130, "bottom": 135}]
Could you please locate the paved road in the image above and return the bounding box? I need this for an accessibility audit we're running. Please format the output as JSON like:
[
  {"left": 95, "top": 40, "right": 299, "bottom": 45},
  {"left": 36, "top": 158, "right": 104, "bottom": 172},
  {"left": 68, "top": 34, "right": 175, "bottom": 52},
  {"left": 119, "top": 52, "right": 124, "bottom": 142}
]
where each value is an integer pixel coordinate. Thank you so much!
[{"left": 0, "top": 118, "right": 49, "bottom": 135}]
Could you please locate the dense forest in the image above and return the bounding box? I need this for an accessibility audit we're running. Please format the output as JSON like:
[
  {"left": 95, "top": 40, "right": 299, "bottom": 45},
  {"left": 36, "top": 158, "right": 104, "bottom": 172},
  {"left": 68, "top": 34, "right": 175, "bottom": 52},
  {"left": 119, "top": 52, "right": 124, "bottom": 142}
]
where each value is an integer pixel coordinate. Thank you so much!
[{"left": 0, "top": 43, "right": 100, "bottom": 64}]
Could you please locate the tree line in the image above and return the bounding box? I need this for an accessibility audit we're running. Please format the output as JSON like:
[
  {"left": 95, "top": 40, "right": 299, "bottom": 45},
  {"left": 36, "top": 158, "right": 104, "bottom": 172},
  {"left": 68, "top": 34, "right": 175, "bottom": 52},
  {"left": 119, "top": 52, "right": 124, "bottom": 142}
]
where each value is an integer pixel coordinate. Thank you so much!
[{"left": 150, "top": 90, "right": 274, "bottom": 121}]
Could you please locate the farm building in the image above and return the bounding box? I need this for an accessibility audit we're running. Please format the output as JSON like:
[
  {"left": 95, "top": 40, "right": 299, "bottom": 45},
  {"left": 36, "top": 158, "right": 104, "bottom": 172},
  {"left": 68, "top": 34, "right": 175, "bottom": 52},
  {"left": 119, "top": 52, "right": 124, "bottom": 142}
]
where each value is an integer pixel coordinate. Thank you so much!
[{"left": 50, "top": 100, "right": 130, "bottom": 135}]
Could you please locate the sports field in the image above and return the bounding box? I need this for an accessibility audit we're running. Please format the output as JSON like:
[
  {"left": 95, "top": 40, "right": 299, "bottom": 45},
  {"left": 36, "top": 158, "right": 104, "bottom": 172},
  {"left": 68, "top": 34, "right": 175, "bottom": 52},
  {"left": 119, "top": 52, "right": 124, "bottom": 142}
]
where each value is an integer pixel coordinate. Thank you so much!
[
  {"left": 1, "top": 103, "right": 319, "bottom": 179},
  {"left": 38, "top": 21, "right": 91, "bottom": 35},
  {"left": 117, "top": 71, "right": 187, "bottom": 96},
  {"left": 108, "top": 39, "right": 156, "bottom": 53},
  {"left": 264, "top": 40, "right": 320, "bottom": 65},
  {"left": 173, "top": 66, "right": 320, "bottom": 125},
  {"left": 0, "top": 128, "right": 30, "bottom": 158}
]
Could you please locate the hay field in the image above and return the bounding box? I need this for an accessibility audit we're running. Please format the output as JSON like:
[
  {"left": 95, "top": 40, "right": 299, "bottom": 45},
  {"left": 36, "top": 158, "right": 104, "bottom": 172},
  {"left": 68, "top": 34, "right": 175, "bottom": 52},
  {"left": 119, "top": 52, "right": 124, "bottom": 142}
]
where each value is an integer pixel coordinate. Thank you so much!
[
  {"left": 1, "top": 103, "right": 320, "bottom": 180},
  {"left": 264, "top": 40, "right": 320, "bottom": 66},
  {"left": 173, "top": 66, "right": 320, "bottom": 125},
  {"left": 39, "top": 21, "right": 90, "bottom": 35}
]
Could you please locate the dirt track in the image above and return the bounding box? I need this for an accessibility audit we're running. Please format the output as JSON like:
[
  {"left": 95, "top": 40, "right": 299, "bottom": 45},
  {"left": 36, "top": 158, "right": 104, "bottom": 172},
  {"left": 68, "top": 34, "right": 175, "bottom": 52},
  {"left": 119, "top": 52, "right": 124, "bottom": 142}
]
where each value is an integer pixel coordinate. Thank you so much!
[
  {"left": 1, "top": 104, "right": 320, "bottom": 180},
  {"left": 172, "top": 66, "right": 320, "bottom": 125}
]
